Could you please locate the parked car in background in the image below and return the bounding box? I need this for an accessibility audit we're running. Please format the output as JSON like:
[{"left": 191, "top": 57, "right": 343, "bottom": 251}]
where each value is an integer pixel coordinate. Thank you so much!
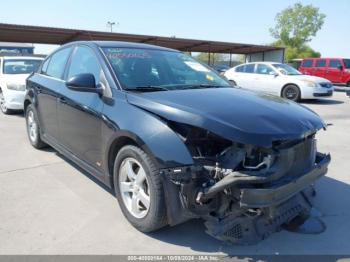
[
  {"left": 0, "top": 56, "right": 43, "bottom": 114},
  {"left": 24, "top": 41, "right": 330, "bottom": 244},
  {"left": 224, "top": 62, "right": 333, "bottom": 101},
  {"left": 212, "top": 64, "right": 230, "bottom": 75},
  {"left": 299, "top": 58, "right": 350, "bottom": 86}
]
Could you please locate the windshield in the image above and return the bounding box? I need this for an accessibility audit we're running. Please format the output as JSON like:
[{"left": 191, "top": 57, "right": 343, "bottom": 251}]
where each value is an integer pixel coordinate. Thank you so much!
[
  {"left": 3, "top": 59, "right": 42, "bottom": 74},
  {"left": 103, "top": 48, "right": 230, "bottom": 90},
  {"left": 343, "top": 59, "right": 350, "bottom": 69},
  {"left": 272, "top": 63, "right": 302, "bottom": 75}
]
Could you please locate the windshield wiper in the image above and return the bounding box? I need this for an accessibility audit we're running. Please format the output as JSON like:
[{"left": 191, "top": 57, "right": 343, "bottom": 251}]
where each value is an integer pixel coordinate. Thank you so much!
[
  {"left": 181, "top": 84, "right": 229, "bottom": 89},
  {"left": 123, "top": 86, "right": 169, "bottom": 92}
]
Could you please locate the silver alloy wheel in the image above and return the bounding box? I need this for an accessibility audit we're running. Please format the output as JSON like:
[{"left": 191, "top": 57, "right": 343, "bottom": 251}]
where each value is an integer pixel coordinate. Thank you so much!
[
  {"left": 27, "top": 110, "right": 38, "bottom": 143},
  {"left": 118, "top": 157, "right": 150, "bottom": 219},
  {"left": 0, "top": 91, "right": 7, "bottom": 112}
]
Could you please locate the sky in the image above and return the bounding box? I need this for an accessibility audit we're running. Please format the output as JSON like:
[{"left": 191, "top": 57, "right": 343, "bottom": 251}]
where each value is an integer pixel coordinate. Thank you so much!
[{"left": 0, "top": 0, "right": 349, "bottom": 57}]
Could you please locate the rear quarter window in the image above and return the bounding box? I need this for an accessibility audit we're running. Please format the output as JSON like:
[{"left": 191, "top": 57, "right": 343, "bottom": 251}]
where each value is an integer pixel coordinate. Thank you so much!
[
  {"left": 302, "top": 59, "right": 313, "bottom": 68},
  {"left": 235, "top": 65, "right": 244, "bottom": 72}
]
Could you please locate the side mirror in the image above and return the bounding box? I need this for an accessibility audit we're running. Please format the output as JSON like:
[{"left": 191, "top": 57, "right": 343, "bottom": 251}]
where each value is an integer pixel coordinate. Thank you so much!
[
  {"left": 269, "top": 71, "right": 278, "bottom": 77},
  {"left": 66, "top": 73, "right": 103, "bottom": 95},
  {"left": 338, "top": 65, "right": 343, "bottom": 71}
]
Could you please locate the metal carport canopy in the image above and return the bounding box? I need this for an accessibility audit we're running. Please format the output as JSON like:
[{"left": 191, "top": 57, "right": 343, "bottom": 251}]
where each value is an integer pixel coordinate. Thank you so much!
[{"left": 0, "top": 23, "right": 283, "bottom": 54}]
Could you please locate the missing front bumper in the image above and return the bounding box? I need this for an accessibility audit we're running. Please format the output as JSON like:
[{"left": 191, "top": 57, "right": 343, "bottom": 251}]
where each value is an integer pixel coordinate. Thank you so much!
[
  {"left": 161, "top": 146, "right": 331, "bottom": 245},
  {"left": 204, "top": 153, "right": 330, "bottom": 245},
  {"left": 240, "top": 153, "right": 330, "bottom": 208}
]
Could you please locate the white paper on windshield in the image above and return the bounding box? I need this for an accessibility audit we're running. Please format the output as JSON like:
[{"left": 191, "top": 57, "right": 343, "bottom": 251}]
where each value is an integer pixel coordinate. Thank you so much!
[{"left": 185, "top": 61, "right": 210, "bottom": 72}]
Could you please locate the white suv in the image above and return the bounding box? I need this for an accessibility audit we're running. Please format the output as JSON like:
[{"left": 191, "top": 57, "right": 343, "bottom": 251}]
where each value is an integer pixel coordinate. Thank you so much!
[
  {"left": 224, "top": 62, "right": 334, "bottom": 101},
  {"left": 0, "top": 56, "right": 43, "bottom": 114}
]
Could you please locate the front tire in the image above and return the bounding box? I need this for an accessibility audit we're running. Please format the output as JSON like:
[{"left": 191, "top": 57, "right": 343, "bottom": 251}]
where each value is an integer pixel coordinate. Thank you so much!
[
  {"left": 282, "top": 84, "right": 301, "bottom": 102},
  {"left": 229, "top": 80, "right": 237, "bottom": 86},
  {"left": 114, "top": 145, "right": 167, "bottom": 232},
  {"left": 25, "top": 104, "right": 47, "bottom": 149}
]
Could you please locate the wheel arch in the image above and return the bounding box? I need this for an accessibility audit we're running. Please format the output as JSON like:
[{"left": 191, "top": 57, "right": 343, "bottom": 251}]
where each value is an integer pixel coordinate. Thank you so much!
[
  {"left": 105, "top": 121, "right": 195, "bottom": 184},
  {"left": 23, "top": 99, "right": 31, "bottom": 114},
  {"left": 228, "top": 79, "right": 237, "bottom": 86},
  {"left": 23, "top": 89, "right": 36, "bottom": 115},
  {"left": 105, "top": 130, "right": 177, "bottom": 185}
]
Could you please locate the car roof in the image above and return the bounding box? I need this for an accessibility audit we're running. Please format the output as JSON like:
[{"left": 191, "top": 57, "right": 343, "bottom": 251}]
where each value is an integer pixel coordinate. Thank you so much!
[
  {"left": 233, "top": 61, "right": 281, "bottom": 67},
  {"left": 1, "top": 56, "right": 44, "bottom": 60},
  {"left": 63, "top": 40, "right": 179, "bottom": 52}
]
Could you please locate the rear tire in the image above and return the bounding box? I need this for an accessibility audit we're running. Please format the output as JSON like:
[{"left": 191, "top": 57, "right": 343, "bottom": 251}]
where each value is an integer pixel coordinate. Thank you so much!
[
  {"left": 347, "top": 81, "right": 350, "bottom": 87},
  {"left": 25, "top": 104, "right": 47, "bottom": 149},
  {"left": 282, "top": 84, "right": 301, "bottom": 102},
  {"left": 114, "top": 145, "right": 167, "bottom": 232},
  {"left": 0, "top": 89, "right": 12, "bottom": 115}
]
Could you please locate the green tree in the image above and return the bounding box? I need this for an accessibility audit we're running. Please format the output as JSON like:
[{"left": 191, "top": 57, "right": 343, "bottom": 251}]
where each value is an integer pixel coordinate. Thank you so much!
[
  {"left": 272, "top": 41, "right": 321, "bottom": 62},
  {"left": 270, "top": 2, "right": 326, "bottom": 61}
]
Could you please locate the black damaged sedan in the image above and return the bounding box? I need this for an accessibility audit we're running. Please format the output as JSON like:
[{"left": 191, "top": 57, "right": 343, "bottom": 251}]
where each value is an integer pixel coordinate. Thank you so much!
[{"left": 25, "top": 41, "right": 330, "bottom": 244}]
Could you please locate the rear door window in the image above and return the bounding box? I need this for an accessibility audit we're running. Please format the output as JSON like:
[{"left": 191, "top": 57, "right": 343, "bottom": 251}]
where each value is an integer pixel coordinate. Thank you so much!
[
  {"left": 315, "top": 59, "right": 326, "bottom": 67},
  {"left": 329, "top": 59, "right": 341, "bottom": 68},
  {"left": 46, "top": 48, "right": 72, "bottom": 79},
  {"left": 302, "top": 59, "right": 313, "bottom": 68}
]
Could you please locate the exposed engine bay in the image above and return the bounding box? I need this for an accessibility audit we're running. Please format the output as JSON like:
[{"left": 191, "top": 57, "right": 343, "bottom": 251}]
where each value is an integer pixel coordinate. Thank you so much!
[{"left": 163, "top": 122, "right": 331, "bottom": 245}]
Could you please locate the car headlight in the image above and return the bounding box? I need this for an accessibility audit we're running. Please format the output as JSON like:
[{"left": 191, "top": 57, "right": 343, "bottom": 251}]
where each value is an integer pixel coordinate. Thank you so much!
[
  {"left": 7, "top": 83, "right": 26, "bottom": 91},
  {"left": 301, "top": 80, "right": 317, "bottom": 87}
]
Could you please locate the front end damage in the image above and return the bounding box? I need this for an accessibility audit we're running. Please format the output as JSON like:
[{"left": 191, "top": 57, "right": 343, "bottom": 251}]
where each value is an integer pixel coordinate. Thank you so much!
[{"left": 161, "top": 123, "right": 330, "bottom": 245}]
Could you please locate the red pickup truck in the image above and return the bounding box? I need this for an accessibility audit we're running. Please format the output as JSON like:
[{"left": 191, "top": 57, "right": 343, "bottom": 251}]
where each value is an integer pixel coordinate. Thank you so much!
[{"left": 299, "top": 58, "right": 350, "bottom": 86}]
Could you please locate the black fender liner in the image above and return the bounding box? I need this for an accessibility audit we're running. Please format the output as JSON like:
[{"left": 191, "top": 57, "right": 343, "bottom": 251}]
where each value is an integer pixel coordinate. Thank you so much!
[{"left": 160, "top": 166, "right": 197, "bottom": 226}]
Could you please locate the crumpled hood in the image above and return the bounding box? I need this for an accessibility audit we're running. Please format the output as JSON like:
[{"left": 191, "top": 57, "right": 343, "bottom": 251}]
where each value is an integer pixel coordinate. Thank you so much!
[{"left": 126, "top": 88, "right": 325, "bottom": 147}]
